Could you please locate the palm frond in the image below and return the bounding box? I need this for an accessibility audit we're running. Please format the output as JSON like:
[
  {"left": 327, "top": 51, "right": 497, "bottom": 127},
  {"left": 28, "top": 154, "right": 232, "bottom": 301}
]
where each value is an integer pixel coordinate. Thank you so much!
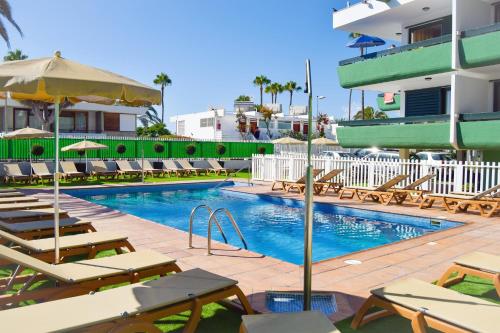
[{"left": 0, "top": 0, "right": 22, "bottom": 37}]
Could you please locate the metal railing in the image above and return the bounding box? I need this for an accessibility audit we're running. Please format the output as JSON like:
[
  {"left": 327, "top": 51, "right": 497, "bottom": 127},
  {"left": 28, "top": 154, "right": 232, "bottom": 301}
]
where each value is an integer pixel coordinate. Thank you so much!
[{"left": 188, "top": 205, "right": 228, "bottom": 248}]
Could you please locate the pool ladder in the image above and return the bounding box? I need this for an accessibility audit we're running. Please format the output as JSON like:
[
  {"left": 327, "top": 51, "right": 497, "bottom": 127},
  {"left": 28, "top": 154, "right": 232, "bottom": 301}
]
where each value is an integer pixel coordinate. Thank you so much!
[{"left": 188, "top": 205, "right": 248, "bottom": 255}]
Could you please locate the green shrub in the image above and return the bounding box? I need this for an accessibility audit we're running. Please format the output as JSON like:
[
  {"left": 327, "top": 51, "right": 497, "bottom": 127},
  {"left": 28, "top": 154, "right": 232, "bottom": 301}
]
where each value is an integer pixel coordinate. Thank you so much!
[
  {"left": 116, "top": 144, "right": 127, "bottom": 154},
  {"left": 257, "top": 146, "right": 266, "bottom": 154},
  {"left": 154, "top": 143, "right": 165, "bottom": 154},
  {"left": 216, "top": 144, "right": 226, "bottom": 155},
  {"left": 31, "top": 144, "right": 45, "bottom": 156},
  {"left": 185, "top": 144, "right": 196, "bottom": 155}
]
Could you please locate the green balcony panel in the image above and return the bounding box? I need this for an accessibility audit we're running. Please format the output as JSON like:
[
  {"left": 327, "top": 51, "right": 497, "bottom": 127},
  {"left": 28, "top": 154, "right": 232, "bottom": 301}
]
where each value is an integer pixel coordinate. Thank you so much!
[
  {"left": 460, "top": 30, "right": 500, "bottom": 68},
  {"left": 457, "top": 120, "right": 500, "bottom": 149},
  {"left": 337, "top": 42, "right": 452, "bottom": 89},
  {"left": 377, "top": 94, "right": 400, "bottom": 111}
]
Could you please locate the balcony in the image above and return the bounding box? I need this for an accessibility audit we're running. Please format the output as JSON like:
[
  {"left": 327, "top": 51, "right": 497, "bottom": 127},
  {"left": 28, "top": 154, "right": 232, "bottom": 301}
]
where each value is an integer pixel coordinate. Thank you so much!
[
  {"left": 460, "top": 23, "right": 500, "bottom": 69},
  {"left": 377, "top": 93, "right": 400, "bottom": 111},
  {"left": 336, "top": 113, "right": 500, "bottom": 149},
  {"left": 337, "top": 35, "right": 453, "bottom": 89}
]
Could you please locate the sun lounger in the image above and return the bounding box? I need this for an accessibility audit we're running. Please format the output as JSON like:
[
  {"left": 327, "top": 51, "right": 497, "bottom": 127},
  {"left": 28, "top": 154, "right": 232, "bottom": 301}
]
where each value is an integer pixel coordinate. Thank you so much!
[
  {"left": 177, "top": 159, "right": 209, "bottom": 176},
  {"left": 271, "top": 169, "right": 324, "bottom": 193},
  {"left": 0, "top": 208, "right": 68, "bottom": 223},
  {"left": 313, "top": 169, "right": 344, "bottom": 195},
  {"left": 0, "top": 196, "right": 38, "bottom": 204},
  {"left": 60, "top": 161, "right": 87, "bottom": 181},
  {"left": 241, "top": 311, "right": 340, "bottom": 333},
  {"left": 0, "top": 188, "right": 18, "bottom": 193},
  {"left": 437, "top": 252, "right": 500, "bottom": 297},
  {"left": 339, "top": 175, "right": 409, "bottom": 205},
  {"left": 0, "top": 244, "right": 182, "bottom": 306},
  {"left": 207, "top": 159, "right": 234, "bottom": 176},
  {"left": 0, "top": 268, "right": 253, "bottom": 333},
  {"left": 2, "top": 163, "right": 31, "bottom": 184},
  {"left": 389, "top": 173, "right": 435, "bottom": 203},
  {"left": 90, "top": 161, "right": 118, "bottom": 179},
  {"left": 162, "top": 159, "right": 189, "bottom": 177},
  {"left": 0, "top": 217, "right": 95, "bottom": 240},
  {"left": 0, "top": 201, "right": 53, "bottom": 211},
  {"left": 0, "top": 191, "right": 25, "bottom": 198},
  {"left": 31, "top": 162, "right": 53, "bottom": 184},
  {"left": 352, "top": 278, "right": 500, "bottom": 333},
  {"left": 420, "top": 184, "right": 500, "bottom": 217},
  {"left": 141, "top": 160, "right": 165, "bottom": 177},
  {"left": 116, "top": 160, "right": 142, "bottom": 178},
  {"left": 0, "top": 229, "right": 134, "bottom": 263}
]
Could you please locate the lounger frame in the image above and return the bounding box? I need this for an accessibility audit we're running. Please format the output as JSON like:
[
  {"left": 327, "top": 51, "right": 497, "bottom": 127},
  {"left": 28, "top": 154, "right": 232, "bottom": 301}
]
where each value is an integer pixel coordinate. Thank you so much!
[{"left": 437, "top": 263, "right": 500, "bottom": 297}]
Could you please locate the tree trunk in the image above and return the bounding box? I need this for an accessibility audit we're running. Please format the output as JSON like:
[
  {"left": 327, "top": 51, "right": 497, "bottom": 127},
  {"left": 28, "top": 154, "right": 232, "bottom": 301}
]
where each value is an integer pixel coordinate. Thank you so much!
[
  {"left": 260, "top": 86, "right": 263, "bottom": 106},
  {"left": 289, "top": 91, "right": 293, "bottom": 106},
  {"left": 161, "top": 86, "right": 165, "bottom": 123}
]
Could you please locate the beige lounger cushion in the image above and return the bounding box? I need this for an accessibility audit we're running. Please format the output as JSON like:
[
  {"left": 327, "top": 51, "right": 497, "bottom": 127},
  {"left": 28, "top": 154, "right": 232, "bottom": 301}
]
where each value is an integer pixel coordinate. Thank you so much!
[
  {"left": 0, "top": 208, "right": 67, "bottom": 220},
  {"left": 0, "top": 217, "right": 88, "bottom": 232},
  {"left": 454, "top": 252, "right": 500, "bottom": 274},
  {"left": 0, "top": 191, "right": 25, "bottom": 198},
  {"left": 0, "top": 229, "right": 126, "bottom": 253},
  {"left": 0, "top": 201, "right": 52, "bottom": 211},
  {"left": 0, "top": 268, "right": 236, "bottom": 333},
  {"left": 0, "top": 196, "right": 38, "bottom": 204},
  {"left": 0, "top": 188, "right": 18, "bottom": 193},
  {"left": 0, "top": 245, "right": 176, "bottom": 283},
  {"left": 242, "top": 311, "right": 340, "bottom": 333},
  {"left": 372, "top": 278, "right": 500, "bottom": 333}
]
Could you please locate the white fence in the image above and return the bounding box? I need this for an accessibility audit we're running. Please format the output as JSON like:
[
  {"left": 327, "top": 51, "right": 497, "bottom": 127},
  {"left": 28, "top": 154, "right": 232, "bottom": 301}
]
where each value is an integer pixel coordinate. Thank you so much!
[{"left": 252, "top": 154, "right": 500, "bottom": 195}]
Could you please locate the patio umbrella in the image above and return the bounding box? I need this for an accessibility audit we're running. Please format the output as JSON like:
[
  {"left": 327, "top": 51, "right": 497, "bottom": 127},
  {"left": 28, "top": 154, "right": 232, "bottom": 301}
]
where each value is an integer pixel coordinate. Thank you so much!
[
  {"left": 0, "top": 51, "right": 160, "bottom": 263},
  {"left": 61, "top": 140, "right": 108, "bottom": 173},
  {"left": 3, "top": 127, "right": 53, "bottom": 175},
  {"left": 347, "top": 35, "right": 386, "bottom": 119},
  {"left": 272, "top": 137, "right": 304, "bottom": 145},
  {"left": 311, "top": 137, "right": 337, "bottom": 145}
]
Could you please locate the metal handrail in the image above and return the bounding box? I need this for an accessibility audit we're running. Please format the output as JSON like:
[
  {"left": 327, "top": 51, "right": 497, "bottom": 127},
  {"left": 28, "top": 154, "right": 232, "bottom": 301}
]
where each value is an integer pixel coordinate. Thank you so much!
[
  {"left": 213, "top": 162, "right": 252, "bottom": 189},
  {"left": 207, "top": 208, "right": 248, "bottom": 255},
  {"left": 188, "top": 205, "right": 228, "bottom": 248}
]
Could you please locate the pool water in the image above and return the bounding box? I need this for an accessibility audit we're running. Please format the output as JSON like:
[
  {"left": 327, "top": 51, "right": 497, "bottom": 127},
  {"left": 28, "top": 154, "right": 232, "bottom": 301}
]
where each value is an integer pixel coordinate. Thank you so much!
[{"left": 66, "top": 182, "right": 460, "bottom": 265}]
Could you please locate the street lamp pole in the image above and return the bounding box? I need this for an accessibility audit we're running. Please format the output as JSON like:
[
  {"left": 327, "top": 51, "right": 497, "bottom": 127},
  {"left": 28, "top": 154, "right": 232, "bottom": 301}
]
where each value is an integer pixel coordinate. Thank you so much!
[{"left": 316, "top": 95, "right": 326, "bottom": 118}]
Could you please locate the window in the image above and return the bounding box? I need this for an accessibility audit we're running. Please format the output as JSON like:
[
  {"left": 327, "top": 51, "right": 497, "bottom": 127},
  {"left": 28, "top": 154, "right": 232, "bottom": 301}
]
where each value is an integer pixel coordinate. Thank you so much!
[
  {"left": 441, "top": 87, "right": 451, "bottom": 115},
  {"left": 177, "top": 120, "right": 185, "bottom": 135},
  {"left": 494, "top": 81, "right": 500, "bottom": 112},
  {"left": 200, "top": 118, "right": 214, "bottom": 127},
  {"left": 103, "top": 113, "right": 120, "bottom": 131},
  {"left": 60, "top": 112, "right": 75, "bottom": 132},
  {"left": 409, "top": 16, "right": 451, "bottom": 44},
  {"left": 75, "top": 112, "right": 87, "bottom": 132},
  {"left": 13, "top": 108, "right": 29, "bottom": 129},
  {"left": 277, "top": 121, "right": 291, "bottom": 130},
  {"left": 495, "top": 3, "right": 500, "bottom": 23}
]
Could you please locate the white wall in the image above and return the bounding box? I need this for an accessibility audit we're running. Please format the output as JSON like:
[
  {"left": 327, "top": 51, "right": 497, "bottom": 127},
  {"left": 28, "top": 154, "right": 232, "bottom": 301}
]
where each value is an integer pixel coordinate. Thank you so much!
[
  {"left": 455, "top": 0, "right": 492, "bottom": 32},
  {"left": 119, "top": 114, "right": 136, "bottom": 132},
  {"left": 453, "top": 74, "right": 490, "bottom": 114}
]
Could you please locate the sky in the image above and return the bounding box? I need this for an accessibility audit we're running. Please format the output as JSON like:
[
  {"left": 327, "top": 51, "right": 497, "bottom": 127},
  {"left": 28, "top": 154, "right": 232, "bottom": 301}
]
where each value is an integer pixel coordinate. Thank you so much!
[{"left": 7, "top": 0, "right": 384, "bottom": 130}]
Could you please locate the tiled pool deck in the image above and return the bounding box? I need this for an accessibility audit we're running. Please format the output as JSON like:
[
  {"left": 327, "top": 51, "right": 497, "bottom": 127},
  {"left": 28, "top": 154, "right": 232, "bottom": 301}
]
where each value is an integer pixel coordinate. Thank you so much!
[{"left": 24, "top": 180, "right": 500, "bottom": 323}]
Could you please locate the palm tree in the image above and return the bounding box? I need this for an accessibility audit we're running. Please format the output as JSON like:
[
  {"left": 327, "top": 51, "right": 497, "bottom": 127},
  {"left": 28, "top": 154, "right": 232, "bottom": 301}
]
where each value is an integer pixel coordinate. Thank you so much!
[
  {"left": 274, "top": 83, "right": 284, "bottom": 104},
  {"left": 284, "top": 81, "right": 302, "bottom": 106},
  {"left": 0, "top": 0, "right": 22, "bottom": 48},
  {"left": 153, "top": 72, "right": 172, "bottom": 123},
  {"left": 138, "top": 106, "right": 161, "bottom": 127},
  {"left": 253, "top": 75, "right": 271, "bottom": 106},
  {"left": 3, "top": 48, "right": 27, "bottom": 61},
  {"left": 264, "top": 85, "right": 272, "bottom": 103},
  {"left": 354, "top": 106, "right": 388, "bottom": 120}
]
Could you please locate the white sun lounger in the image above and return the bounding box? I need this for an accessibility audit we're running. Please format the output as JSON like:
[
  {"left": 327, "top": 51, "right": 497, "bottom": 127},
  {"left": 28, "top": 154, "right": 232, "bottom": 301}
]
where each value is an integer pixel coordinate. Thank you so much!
[
  {"left": 0, "top": 217, "right": 95, "bottom": 239},
  {"left": 0, "top": 208, "right": 68, "bottom": 223},
  {"left": 0, "top": 201, "right": 53, "bottom": 211},
  {"left": 0, "top": 196, "right": 38, "bottom": 204}
]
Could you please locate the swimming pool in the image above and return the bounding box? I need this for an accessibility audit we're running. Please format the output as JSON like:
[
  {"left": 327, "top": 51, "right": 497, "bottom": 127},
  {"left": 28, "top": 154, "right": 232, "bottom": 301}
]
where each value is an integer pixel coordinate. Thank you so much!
[{"left": 66, "top": 182, "right": 461, "bottom": 265}]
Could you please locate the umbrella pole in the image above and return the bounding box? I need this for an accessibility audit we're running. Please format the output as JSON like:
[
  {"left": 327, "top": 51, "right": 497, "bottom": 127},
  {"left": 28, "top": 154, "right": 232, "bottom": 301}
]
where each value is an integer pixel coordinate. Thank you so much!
[
  {"left": 3, "top": 92, "right": 7, "bottom": 133},
  {"left": 54, "top": 98, "right": 61, "bottom": 264},
  {"left": 141, "top": 141, "right": 145, "bottom": 183},
  {"left": 29, "top": 138, "right": 32, "bottom": 177}
]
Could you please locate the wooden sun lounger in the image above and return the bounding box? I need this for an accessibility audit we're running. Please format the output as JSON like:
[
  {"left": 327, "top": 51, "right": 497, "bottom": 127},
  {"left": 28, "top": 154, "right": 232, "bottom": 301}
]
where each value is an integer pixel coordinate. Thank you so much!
[
  {"left": 0, "top": 208, "right": 69, "bottom": 223},
  {"left": 0, "top": 229, "right": 134, "bottom": 263},
  {"left": 0, "top": 217, "right": 95, "bottom": 240},
  {"left": 271, "top": 169, "right": 324, "bottom": 194},
  {"left": 0, "top": 245, "right": 182, "bottom": 307},
  {"left": 389, "top": 173, "right": 435, "bottom": 203},
  {"left": 352, "top": 278, "right": 500, "bottom": 333},
  {"left": 339, "top": 175, "right": 409, "bottom": 205},
  {"left": 208, "top": 159, "right": 233, "bottom": 176},
  {"left": 162, "top": 159, "right": 189, "bottom": 177},
  {"left": 0, "top": 268, "right": 253, "bottom": 333},
  {"left": 2, "top": 163, "right": 31, "bottom": 184},
  {"left": 90, "top": 161, "right": 118, "bottom": 179},
  {"left": 141, "top": 160, "right": 165, "bottom": 177},
  {"left": 0, "top": 196, "right": 38, "bottom": 204},
  {"left": 115, "top": 160, "right": 142, "bottom": 178},
  {"left": 177, "top": 159, "right": 209, "bottom": 176},
  {"left": 0, "top": 188, "right": 18, "bottom": 193},
  {"left": 0, "top": 201, "right": 53, "bottom": 211},
  {"left": 313, "top": 169, "right": 344, "bottom": 195},
  {"left": 437, "top": 252, "right": 500, "bottom": 297},
  {"left": 60, "top": 161, "right": 87, "bottom": 181},
  {"left": 31, "top": 162, "right": 53, "bottom": 184},
  {"left": 0, "top": 191, "right": 25, "bottom": 198},
  {"left": 241, "top": 311, "right": 340, "bottom": 333}
]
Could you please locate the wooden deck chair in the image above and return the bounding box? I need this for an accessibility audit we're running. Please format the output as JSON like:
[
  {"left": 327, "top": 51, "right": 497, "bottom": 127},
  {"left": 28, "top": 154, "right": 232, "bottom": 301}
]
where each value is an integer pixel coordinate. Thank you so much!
[
  {"left": 420, "top": 184, "right": 500, "bottom": 217},
  {"left": 241, "top": 311, "right": 340, "bottom": 333},
  {"left": 0, "top": 191, "right": 25, "bottom": 198},
  {"left": 0, "top": 268, "right": 253, "bottom": 333},
  {"left": 207, "top": 159, "right": 233, "bottom": 176},
  {"left": 285, "top": 169, "right": 325, "bottom": 194},
  {"left": 177, "top": 159, "right": 208, "bottom": 176},
  {"left": 313, "top": 169, "right": 344, "bottom": 195},
  {"left": 0, "top": 201, "right": 53, "bottom": 211},
  {"left": 437, "top": 252, "right": 500, "bottom": 297},
  {"left": 90, "top": 161, "right": 118, "bottom": 179},
  {"left": 0, "top": 217, "right": 95, "bottom": 240},
  {"left": 2, "top": 163, "right": 31, "bottom": 184},
  {"left": 31, "top": 163, "right": 53, "bottom": 184},
  {"left": 351, "top": 278, "right": 500, "bottom": 333},
  {"left": 115, "top": 160, "right": 141, "bottom": 178},
  {"left": 271, "top": 169, "right": 322, "bottom": 192},
  {"left": 162, "top": 159, "right": 189, "bottom": 177},
  {"left": 60, "top": 161, "right": 87, "bottom": 181},
  {"left": 0, "top": 208, "right": 69, "bottom": 223},
  {"left": 0, "top": 196, "right": 38, "bottom": 204},
  {"left": 0, "top": 244, "right": 182, "bottom": 307},
  {"left": 389, "top": 173, "right": 435, "bottom": 203},
  {"left": 0, "top": 229, "right": 134, "bottom": 263},
  {"left": 338, "top": 175, "right": 409, "bottom": 205},
  {"left": 142, "top": 160, "right": 165, "bottom": 177}
]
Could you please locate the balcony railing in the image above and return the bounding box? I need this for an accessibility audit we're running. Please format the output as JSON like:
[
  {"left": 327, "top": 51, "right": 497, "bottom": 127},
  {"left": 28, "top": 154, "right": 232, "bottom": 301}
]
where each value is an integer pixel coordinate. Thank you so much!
[{"left": 462, "top": 22, "right": 500, "bottom": 38}]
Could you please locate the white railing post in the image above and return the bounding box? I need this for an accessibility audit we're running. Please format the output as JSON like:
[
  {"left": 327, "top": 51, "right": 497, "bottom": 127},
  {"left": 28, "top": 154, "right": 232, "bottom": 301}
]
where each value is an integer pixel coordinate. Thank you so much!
[{"left": 454, "top": 161, "right": 464, "bottom": 193}]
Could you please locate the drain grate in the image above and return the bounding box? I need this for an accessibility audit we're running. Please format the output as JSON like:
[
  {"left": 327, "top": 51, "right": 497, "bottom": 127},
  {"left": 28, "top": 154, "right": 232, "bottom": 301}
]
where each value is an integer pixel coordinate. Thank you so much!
[{"left": 266, "top": 292, "right": 337, "bottom": 315}]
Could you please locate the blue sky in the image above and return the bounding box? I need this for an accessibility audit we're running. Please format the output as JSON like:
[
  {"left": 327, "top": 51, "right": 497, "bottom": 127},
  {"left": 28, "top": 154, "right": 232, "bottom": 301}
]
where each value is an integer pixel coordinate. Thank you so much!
[{"left": 7, "top": 0, "right": 383, "bottom": 129}]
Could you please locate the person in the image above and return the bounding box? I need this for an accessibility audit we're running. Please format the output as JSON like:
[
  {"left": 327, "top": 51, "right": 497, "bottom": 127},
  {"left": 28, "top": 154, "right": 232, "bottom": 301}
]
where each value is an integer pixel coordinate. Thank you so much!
[{"left": 253, "top": 126, "right": 261, "bottom": 139}]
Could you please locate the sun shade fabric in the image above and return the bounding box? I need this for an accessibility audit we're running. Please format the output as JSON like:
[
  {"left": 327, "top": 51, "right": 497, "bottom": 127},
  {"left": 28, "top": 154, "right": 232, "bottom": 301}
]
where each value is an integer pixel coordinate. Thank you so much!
[
  {"left": 0, "top": 53, "right": 160, "bottom": 105},
  {"left": 61, "top": 140, "right": 108, "bottom": 151},
  {"left": 311, "top": 137, "right": 338, "bottom": 145},
  {"left": 3, "top": 127, "right": 53, "bottom": 139},
  {"left": 272, "top": 137, "right": 304, "bottom": 144}
]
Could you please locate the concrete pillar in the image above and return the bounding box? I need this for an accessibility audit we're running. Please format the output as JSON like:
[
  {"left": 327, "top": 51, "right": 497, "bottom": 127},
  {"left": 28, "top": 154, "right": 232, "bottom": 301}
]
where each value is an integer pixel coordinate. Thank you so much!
[{"left": 399, "top": 149, "right": 410, "bottom": 160}]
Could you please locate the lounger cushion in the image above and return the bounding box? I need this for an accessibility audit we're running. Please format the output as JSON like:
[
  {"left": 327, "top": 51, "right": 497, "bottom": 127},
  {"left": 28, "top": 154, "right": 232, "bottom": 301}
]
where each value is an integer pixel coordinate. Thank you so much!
[
  {"left": 0, "top": 196, "right": 38, "bottom": 204},
  {"left": 242, "top": 311, "right": 340, "bottom": 333},
  {"left": 372, "top": 278, "right": 500, "bottom": 333},
  {"left": 0, "top": 268, "right": 236, "bottom": 333},
  {"left": 0, "top": 191, "right": 25, "bottom": 198},
  {"left": 0, "top": 188, "right": 18, "bottom": 193},
  {"left": 454, "top": 252, "right": 500, "bottom": 274},
  {"left": 0, "top": 208, "right": 67, "bottom": 221},
  {"left": 0, "top": 217, "right": 89, "bottom": 232},
  {"left": 0, "top": 201, "right": 52, "bottom": 211}
]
